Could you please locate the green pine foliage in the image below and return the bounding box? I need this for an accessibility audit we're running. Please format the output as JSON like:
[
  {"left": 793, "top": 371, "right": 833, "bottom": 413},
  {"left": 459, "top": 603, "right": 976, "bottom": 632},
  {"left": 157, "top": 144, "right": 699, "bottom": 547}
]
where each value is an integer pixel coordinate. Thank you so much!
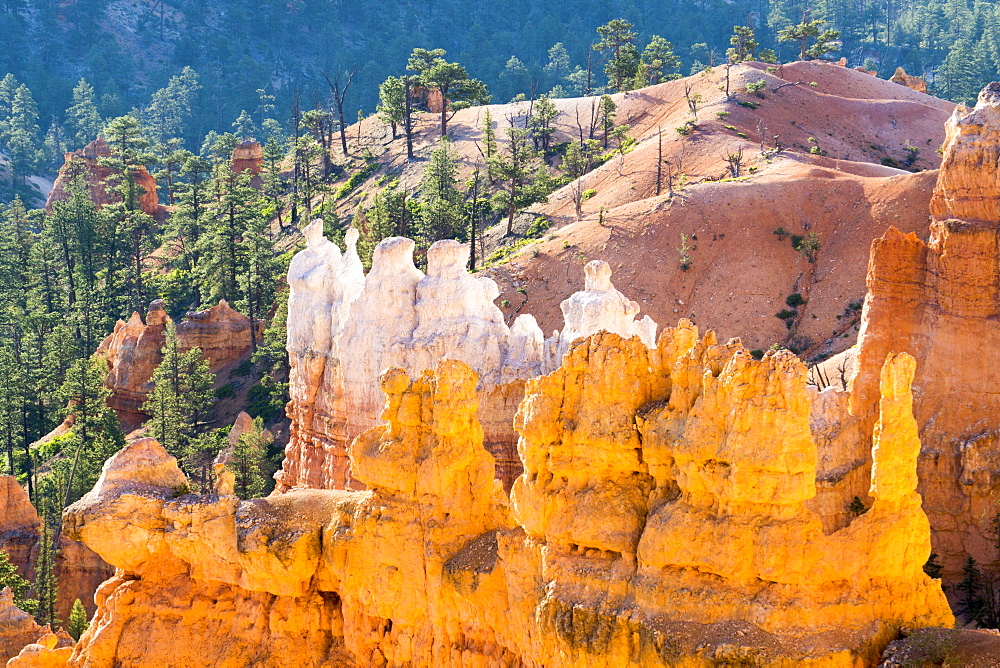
[
  {"left": 68, "top": 598, "right": 90, "bottom": 641},
  {"left": 0, "top": 549, "right": 35, "bottom": 613},
  {"left": 228, "top": 416, "right": 273, "bottom": 499},
  {"left": 142, "top": 322, "right": 214, "bottom": 462}
]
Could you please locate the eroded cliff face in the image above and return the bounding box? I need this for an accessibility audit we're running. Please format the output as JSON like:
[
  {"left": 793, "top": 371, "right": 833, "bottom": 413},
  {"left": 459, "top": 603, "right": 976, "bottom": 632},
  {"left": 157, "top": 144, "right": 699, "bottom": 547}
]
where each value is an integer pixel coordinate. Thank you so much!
[
  {"left": 45, "top": 139, "right": 161, "bottom": 219},
  {"left": 279, "top": 222, "right": 653, "bottom": 492},
  {"left": 96, "top": 299, "right": 260, "bottom": 431},
  {"left": 62, "top": 327, "right": 950, "bottom": 667},
  {"left": 0, "top": 477, "right": 111, "bottom": 624},
  {"left": 847, "top": 82, "right": 1000, "bottom": 579},
  {"left": 0, "top": 588, "right": 48, "bottom": 664}
]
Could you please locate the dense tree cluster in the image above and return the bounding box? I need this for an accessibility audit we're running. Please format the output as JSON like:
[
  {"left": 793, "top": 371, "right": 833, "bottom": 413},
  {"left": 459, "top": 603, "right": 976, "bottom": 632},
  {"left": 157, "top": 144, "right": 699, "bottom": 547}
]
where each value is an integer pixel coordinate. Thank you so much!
[{"left": 0, "top": 0, "right": 988, "bottom": 200}]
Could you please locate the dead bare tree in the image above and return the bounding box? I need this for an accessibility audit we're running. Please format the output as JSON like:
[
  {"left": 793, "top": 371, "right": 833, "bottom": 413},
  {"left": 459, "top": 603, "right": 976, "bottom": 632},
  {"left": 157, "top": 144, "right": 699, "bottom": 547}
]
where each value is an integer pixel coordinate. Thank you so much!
[
  {"left": 723, "top": 146, "right": 745, "bottom": 178},
  {"left": 323, "top": 68, "right": 356, "bottom": 156},
  {"left": 684, "top": 82, "right": 702, "bottom": 120},
  {"left": 838, "top": 354, "right": 852, "bottom": 391},
  {"left": 662, "top": 143, "right": 685, "bottom": 198},
  {"left": 403, "top": 75, "right": 415, "bottom": 160},
  {"left": 656, "top": 126, "right": 663, "bottom": 196},
  {"left": 588, "top": 99, "right": 599, "bottom": 139}
]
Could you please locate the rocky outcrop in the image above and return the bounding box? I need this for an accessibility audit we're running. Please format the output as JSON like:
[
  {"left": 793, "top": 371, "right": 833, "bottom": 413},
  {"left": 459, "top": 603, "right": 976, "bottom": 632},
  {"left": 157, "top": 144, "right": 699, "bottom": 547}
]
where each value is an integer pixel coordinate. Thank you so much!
[
  {"left": 280, "top": 224, "right": 656, "bottom": 493},
  {"left": 6, "top": 630, "right": 73, "bottom": 668},
  {"left": 96, "top": 299, "right": 261, "bottom": 431},
  {"left": 0, "top": 588, "right": 46, "bottom": 664},
  {"left": 45, "top": 139, "right": 160, "bottom": 218},
  {"left": 930, "top": 84, "right": 1000, "bottom": 222},
  {"left": 230, "top": 141, "right": 262, "bottom": 175},
  {"left": 0, "top": 478, "right": 112, "bottom": 625},
  {"left": 846, "top": 83, "right": 1000, "bottom": 579},
  {"left": 63, "top": 327, "right": 950, "bottom": 666},
  {"left": 1, "top": 477, "right": 41, "bottom": 580},
  {"left": 889, "top": 66, "right": 929, "bottom": 94}
]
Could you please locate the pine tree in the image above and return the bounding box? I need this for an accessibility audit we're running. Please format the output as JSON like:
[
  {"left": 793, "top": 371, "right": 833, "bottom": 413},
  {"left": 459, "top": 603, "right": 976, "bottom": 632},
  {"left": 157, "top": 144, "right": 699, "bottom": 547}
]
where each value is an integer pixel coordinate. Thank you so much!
[
  {"left": 594, "top": 19, "right": 639, "bottom": 92},
  {"left": 640, "top": 36, "right": 681, "bottom": 85},
  {"left": 6, "top": 84, "right": 39, "bottom": 189},
  {"left": 418, "top": 138, "right": 465, "bottom": 247},
  {"left": 232, "top": 110, "right": 257, "bottom": 141},
  {"left": 545, "top": 43, "right": 571, "bottom": 79},
  {"left": 68, "top": 598, "right": 89, "bottom": 640},
  {"left": 144, "top": 66, "right": 201, "bottom": 144},
  {"left": 32, "top": 517, "right": 58, "bottom": 627},
  {"left": 528, "top": 95, "right": 559, "bottom": 153},
  {"left": 727, "top": 26, "right": 759, "bottom": 63},
  {"left": 410, "top": 48, "right": 490, "bottom": 136},
  {"left": 101, "top": 115, "right": 156, "bottom": 313},
  {"left": 198, "top": 164, "right": 258, "bottom": 306},
  {"left": 228, "top": 416, "right": 272, "bottom": 499},
  {"left": 66, "top": 79, "right": 103, "bottom": 149},
  {"left": 0, "top": 549, "right": 34, "bottom": 612},
  {"left": 598, "top": 95, "right": 617, "bottom": 149},
  {"left": 361, "top": 187, "right": 412, "bottom": 268},
  {"left": 56, "top": 354, "right": 120, "bottom": 504},
  {"left": 142, "top": 322, "right": 214, "bottom": 462},
  {"left": 958, "top": 555, "right": 987, "bottom": 624},
  {"left": 779, "top": 17, "right": 841, "bottom": 61},
  {"left": 377, "top": 76, "right": 405, "bottom": 139},
  {"left": 491, "top": 124, "right": 547, "bottom": 235}
]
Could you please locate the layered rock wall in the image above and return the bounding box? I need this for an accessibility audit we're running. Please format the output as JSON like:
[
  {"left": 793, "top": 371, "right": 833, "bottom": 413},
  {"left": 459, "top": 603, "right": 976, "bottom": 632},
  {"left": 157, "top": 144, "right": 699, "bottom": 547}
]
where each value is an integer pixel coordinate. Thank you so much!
[
  {"left": 279, "top": 223, "right": 654, "bottom": 492},
  {"left": 63, "top": 329, "right": 950, "bottom": 666},
  {"left": 847, "top": 82, "right": 1000, "bottom": 578}
]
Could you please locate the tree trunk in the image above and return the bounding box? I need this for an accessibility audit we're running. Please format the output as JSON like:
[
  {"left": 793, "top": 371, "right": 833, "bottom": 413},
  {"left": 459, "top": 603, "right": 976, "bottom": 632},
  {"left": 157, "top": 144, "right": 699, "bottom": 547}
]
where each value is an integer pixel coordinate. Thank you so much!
[
  {"left": 404, "top": 78, "right": 414, "bottom": 160},
  {"left": 440, "top": 84, "right": 449, "bottom": 137}
]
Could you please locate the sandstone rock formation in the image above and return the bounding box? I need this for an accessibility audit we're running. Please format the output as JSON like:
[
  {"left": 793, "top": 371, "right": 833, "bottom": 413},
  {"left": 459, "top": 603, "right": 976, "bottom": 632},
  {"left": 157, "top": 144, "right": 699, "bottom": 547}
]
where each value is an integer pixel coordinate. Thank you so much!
[
  {"left": 96, "top": 299, "right": 261, "bottom": 431},
  {"left": 0, "top": 478, "right": 111, "bottom": 624},
  {"left": 63, "top": 328, "right": 950, "bottom": 666},
  {"left": 230, "top": 140, "right": 263, "bottom": 175},
  {"left": 279, "top": 225, "right": 651, "bottom": 493},
  {"left": 0, "top": 588, "right": 47, "bottom": 665},
  {"left": 1, "top": 477, "right": 41, "bottom": 579},
  {"left": 6, "top": 630, "right": 74, "bottom": 668},
  {"left": 45, "top": 139, "right": 160, "bottom": 218},
  {"left": 845, "top": 82, "right": 1000, "bottom": 579},
  {"left": 890, "top": 66, "right": 929, "bottom": 94}
]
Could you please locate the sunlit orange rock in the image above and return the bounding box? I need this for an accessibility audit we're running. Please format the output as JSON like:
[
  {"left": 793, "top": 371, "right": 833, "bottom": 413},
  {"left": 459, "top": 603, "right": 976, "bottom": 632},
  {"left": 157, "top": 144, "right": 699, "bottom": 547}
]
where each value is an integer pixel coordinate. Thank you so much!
[
  {"left": 45, "top": 138, "right": 160, "bottom": 218},
  {"left": 96, "top": 299, "right": 261, "bottom": 431},
  {"left": 848, "top": 82, "right": 1000, "bottom": 579},
  {"left": 890, "top": 66, "right": 929, "bottom": 94},
  {"left": 231, "top": 140, "right": 263, "bottom": 175},
  {"left": 0, "top": 477, "right": 111, "bottom": 624},
  {"left": 6, "top": 630, "right": 73, "bottom": 668},
  {"left": 63, "top": 331, "right": 950, "bottom": 665}
]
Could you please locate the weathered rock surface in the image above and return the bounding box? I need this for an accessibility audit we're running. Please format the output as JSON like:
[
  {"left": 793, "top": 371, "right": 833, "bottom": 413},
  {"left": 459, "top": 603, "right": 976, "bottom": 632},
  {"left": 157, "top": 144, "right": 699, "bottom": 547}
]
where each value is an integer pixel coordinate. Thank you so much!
[
  {"left": 0, "top": 478, "right": 41, "bottom": 579},
  {"left": 279, "top": 225, "right": 656, "bottom": 493},
  {"left": 889, "top": 67, "right": 929, "bottom": 94},
  {"left": 930, "top": 83, "right": 1000, "bottom": 222},
  {"left": 230, "top": 140, "right": 262, "bottom": 175},
  {"left": 848, "top": 83, "right": 1000, "bottom": 579},
  {"left": 6, "top": 630, "right": 74, "bottom": 668},
  {"left": 0, "top": 589, "right": 46, "bottom": 665},
  {"left": 0, "top": 478, "right": 111, "bottom": 624},
  {"left": 96, "top": 299, "right": 261, "bottom": 431},
  {"left": 63, "top": 329, "right": 950, "bottom": 666},
  {"left": 45, "top": 139, "right": 160, "bottom": 218}
]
